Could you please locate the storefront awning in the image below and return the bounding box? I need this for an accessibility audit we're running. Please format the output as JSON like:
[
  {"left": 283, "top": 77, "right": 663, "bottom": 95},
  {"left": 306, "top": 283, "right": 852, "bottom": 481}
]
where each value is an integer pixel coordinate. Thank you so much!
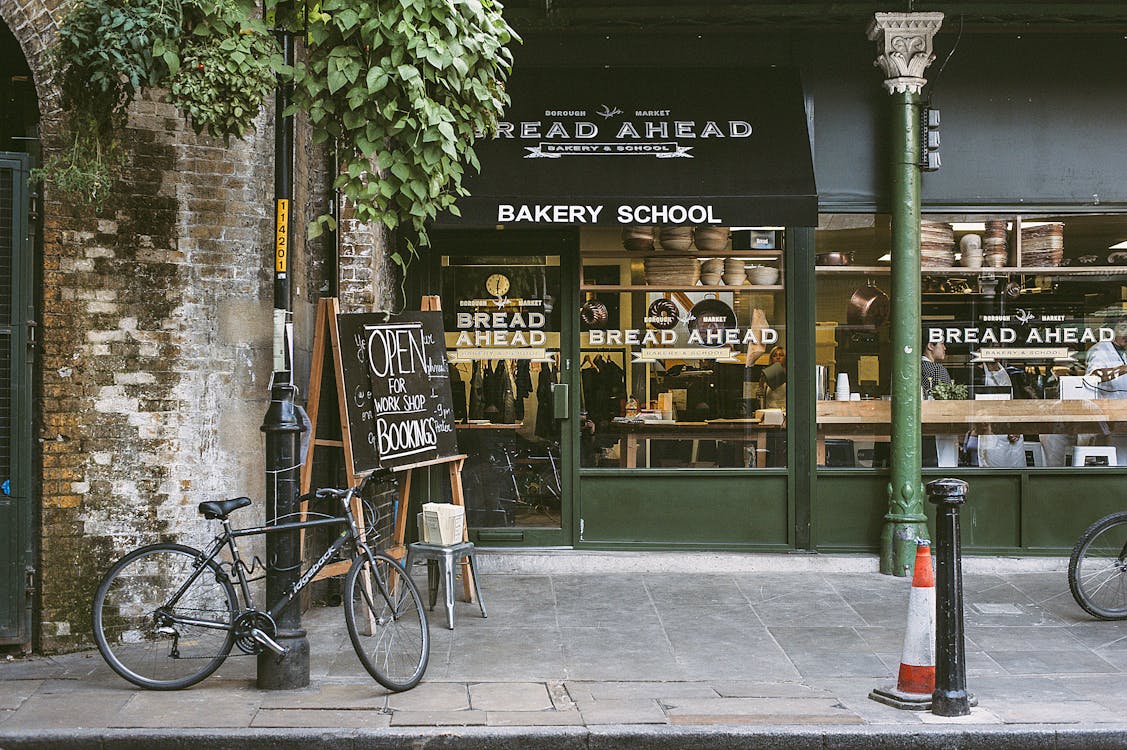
[{"left": 442, "top": 66, "right": 817, "bottom": 228}]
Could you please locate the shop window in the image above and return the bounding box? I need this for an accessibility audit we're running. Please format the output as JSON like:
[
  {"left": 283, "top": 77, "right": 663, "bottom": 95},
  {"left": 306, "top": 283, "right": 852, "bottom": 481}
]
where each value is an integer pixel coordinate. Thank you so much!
[
  {"left": 580, "top": 226, "right": 787, "bottom": 469},
  {"left": 440, "top": 255, "right": 563, "bottom": 528},
  {"left": 816, "top": 213, "right": 1127, "bottom": 469}
]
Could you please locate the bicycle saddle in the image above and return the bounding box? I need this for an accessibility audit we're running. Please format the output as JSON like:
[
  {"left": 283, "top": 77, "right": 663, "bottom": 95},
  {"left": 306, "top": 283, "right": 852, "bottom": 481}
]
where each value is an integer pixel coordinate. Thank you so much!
[{"left": 198, "top": 496, "right": 252, "bottom": 520}]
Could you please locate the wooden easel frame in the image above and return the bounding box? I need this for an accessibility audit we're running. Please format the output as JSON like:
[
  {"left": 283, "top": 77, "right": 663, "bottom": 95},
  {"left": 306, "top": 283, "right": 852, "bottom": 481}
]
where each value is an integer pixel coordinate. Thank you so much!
[{"left": 300, "top": 296, "right": 474, "bottom": 601}]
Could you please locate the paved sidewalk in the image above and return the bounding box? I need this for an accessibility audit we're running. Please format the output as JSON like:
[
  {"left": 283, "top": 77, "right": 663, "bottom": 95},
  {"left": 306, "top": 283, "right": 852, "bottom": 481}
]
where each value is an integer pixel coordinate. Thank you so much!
[{"left": 2, "top": 553, "right": 1126, "bottom": 749}]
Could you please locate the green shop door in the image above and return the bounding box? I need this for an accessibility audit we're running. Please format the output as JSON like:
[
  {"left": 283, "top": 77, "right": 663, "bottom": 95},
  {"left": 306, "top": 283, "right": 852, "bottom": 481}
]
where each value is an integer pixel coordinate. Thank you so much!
[
  {"left": 1, "top": 153, "right": 34, "bottom": 646},
  {"left": 430, "top": 230, "right": 577, "bottom": 547}
]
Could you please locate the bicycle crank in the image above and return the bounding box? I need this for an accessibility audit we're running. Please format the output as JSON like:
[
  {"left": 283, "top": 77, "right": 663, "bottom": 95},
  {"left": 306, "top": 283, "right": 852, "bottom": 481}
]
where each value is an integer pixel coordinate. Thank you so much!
[{"left": 234, "top": 611, "right": 286, "bottom": 656}]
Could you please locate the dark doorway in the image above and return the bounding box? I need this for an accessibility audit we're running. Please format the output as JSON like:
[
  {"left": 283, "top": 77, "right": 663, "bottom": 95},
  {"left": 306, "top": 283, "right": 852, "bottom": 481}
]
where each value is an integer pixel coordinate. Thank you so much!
[{"left": 1, "top": 19, "right": 38, "bottom": 649}]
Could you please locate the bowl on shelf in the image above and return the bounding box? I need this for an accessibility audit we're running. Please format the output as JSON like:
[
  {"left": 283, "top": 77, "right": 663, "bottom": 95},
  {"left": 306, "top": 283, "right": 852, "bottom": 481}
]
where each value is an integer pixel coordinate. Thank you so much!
[
  {"left": 747, "top": 265, "right": 779, "bottom": 285},
  {"left": 694, "top": 226, "right": 730, "bottom": 252},
  {"left": 658, "top": 226, "right": 694, "bottom": 251},
  {"left": 622, "top": 226, "right": 654, "bottom": 252}
]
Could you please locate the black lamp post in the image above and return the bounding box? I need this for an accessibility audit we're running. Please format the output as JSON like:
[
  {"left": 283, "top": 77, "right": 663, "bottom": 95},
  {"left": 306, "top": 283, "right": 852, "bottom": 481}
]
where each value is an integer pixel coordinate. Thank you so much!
[{"left": 257, "top": 3, "right": 309, "bottom": 690}]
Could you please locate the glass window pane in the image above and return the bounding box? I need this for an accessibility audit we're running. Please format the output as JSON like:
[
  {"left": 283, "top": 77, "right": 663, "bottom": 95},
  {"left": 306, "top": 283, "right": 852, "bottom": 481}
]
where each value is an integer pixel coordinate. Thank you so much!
[
  {"left": 814, "top": 215, "right": 893, "bottom": 468},
  {"left": 440, "top": 255, "right": 563, "bottom": 527},
  {"left": 816, "top": 213, "right": 1127, "bottom": 469},
  {"left": 580, "top": 227, "right": 787, "bottom": 469}
]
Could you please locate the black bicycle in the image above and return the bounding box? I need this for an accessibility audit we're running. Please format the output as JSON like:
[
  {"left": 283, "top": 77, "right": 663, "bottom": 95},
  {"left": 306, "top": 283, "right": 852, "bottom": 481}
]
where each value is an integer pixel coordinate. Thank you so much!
[
  {"left": 91, "top": 474, "right": 429, "bottom": 690},
  {"left": 1068, "top": 511, "right": 1127, "bottom": 620}
]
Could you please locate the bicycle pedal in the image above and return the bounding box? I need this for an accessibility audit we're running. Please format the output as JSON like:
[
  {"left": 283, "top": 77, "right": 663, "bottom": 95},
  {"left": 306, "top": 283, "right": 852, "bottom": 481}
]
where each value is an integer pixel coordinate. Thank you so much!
[{"left": 250, "top": 628, "right": 288, "bottom": 656}]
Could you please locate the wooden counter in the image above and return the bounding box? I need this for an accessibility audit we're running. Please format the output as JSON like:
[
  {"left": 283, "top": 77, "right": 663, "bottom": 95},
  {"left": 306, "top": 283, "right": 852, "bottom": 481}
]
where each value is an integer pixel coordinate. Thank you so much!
[
  {"left": 817, "top": 399, "right": 1127, "bottom": 435},
  {"left": 816, "top": 399, "right": 1127, "bottom": 465}
]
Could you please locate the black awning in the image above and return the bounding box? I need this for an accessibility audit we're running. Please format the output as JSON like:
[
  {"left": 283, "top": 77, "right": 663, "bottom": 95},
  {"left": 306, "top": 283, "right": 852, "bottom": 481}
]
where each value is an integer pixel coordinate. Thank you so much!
[{"left": 442, "top": 66, "right": 817, "bottom": 228}]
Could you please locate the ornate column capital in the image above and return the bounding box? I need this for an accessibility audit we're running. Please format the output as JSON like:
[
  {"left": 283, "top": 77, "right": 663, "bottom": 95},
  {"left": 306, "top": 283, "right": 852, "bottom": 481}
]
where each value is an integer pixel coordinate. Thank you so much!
[{"left": 867, "top": 12, "right": 944, "bottom": 95}]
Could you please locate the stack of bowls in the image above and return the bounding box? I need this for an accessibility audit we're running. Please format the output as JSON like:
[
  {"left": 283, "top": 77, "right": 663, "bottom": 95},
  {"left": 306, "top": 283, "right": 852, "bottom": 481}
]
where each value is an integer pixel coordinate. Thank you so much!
[
  {"left": 984, "top": 220, "right": 1008, "bottom": 267},
  {"left": 722, "top": 258, "right": 746, "bottom": 286},
  {"left": 694, "top": 226, "right": 730, "bottom": 252},
  {"left": 622, "top": 226, "right": 654, "bottom": 252},
  {"left": 920, "top": 220, "right": 955, "bottom": 267},
  {"left": 644, "top": 256, "right": 701, "bottom": 286},
  {"left": 1020, "top": 222, "right": 1064, "bottom": 267},
  {"left": 700, "top": 258, "right": 724, "bottom": 286},
  {"left": 658, "top": 226, "right": 693, "bottom": 251}
]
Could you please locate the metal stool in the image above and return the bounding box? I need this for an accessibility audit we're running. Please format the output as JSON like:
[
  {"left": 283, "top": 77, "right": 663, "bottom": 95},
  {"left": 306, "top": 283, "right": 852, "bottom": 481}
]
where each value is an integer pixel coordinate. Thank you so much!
[{"left": 404, "top": 541, "right": 487, "bottom": 629}]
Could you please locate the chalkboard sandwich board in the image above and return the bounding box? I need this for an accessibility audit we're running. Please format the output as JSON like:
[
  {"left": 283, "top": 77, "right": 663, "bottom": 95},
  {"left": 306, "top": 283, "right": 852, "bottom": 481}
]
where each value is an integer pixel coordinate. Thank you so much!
[{"left": 335, "top": 311, "right": 457, "bottom": 475}]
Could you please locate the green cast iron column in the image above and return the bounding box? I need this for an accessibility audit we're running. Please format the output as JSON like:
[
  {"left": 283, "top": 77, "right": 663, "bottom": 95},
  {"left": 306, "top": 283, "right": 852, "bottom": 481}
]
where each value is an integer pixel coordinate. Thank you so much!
[
  {"left": 867, "top": 11, "right": 944, "bottom": 576},
  {"left": 881, "top": 89, "right": 927, "bottom": 575}
]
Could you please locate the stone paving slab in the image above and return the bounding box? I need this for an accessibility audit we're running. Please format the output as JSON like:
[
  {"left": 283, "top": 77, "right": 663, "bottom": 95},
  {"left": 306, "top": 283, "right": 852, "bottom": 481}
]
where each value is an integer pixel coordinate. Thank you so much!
[
  {"left": 564, "top": 681, "right": 719, "bottom": 703},
  {"left": 109, "top": 693, "right": 261, "bottom": 728},
  {"left": 259, "top": 682, "right": 392, "bottom": 710},
  {"left": 470, "top": 682, "right": 552, "bottom": 711},
  {"left": 389, "top": 709, "right": 487, "bottom": 726},
  {"left": 1, "top": 692, "right": 132, "bottom": 729},
  {"left": 662, "top": 697, "right": 863, "bottom": 725},
  {"left": 485, "top": 710, "right": 585, "bottom": 726},
  {"left": 0, "top": 680, "right": 41, "bottom": 710},
  {"left": 250, "top": 708, "right": 392, "bottom": 728},
  {"left": 385, "top": 681, "right": 468, "bottom": 711},
  {"left": 574, "top": 699, "right": 668, "bottom": 725}
]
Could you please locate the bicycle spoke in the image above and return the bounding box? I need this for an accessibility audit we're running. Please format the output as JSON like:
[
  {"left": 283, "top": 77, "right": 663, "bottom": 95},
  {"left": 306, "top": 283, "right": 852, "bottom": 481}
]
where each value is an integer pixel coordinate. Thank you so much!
[
  {"left": 345, "top": 553, "right": 429, "bottom": 691},
  {"left": 94, "top": 545, "right": 237, "bottom": 689}
]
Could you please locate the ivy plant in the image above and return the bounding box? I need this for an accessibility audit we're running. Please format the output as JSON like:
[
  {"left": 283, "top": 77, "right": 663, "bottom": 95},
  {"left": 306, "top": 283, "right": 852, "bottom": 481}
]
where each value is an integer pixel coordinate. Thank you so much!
[
  {"left": 292, "top": 0, "right": 519, "bottom": 271},
  {"left": 38, "top": 0, "right": 281, "bottom": 206},
  {"left": 166, "top": 0, "right": 283, "bottom": 141}
]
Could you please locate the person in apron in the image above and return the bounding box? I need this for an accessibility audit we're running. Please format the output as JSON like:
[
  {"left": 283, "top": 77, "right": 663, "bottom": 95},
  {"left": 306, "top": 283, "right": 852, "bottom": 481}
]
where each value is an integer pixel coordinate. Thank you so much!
[
  {"left": 1084, "top": 315, "right": 1127, "bottom": 465},
  {"left": 977, "top": 362, "right": 1026, "bottom": 468}
]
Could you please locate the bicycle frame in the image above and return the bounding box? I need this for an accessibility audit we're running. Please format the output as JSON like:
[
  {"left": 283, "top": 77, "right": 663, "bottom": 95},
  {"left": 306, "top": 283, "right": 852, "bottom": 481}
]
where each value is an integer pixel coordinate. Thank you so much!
[{"left": 158, "top": 486, "right": 387, "bottom": 635}]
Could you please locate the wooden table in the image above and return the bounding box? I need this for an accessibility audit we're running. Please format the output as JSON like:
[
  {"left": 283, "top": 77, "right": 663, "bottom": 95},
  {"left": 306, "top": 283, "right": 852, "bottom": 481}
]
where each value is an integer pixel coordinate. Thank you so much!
[
  {"left": 816, "top": 399, "right": 1127, "bottom": 465},
  {"left": 605, "top": 419, "right": 782, "bottom": 468}
]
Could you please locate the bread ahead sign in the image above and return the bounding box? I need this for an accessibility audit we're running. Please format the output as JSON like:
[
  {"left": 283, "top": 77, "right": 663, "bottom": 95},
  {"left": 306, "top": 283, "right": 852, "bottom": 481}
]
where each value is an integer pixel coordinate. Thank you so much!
[{"left": 446, "top": 67, "right": 817, "bottom": 227}]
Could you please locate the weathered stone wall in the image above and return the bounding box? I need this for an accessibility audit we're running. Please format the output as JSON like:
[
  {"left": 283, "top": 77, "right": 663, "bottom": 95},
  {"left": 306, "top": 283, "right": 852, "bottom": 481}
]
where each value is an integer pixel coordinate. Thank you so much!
[
  {"left": 2, "top": 0, "right": 401, "bottom": 650},
  {"left": 1, "top": 0, "right": 298, "bottom": 651},
  {"left": 36, "top": 93, "right": 277, "bottom": 651}
]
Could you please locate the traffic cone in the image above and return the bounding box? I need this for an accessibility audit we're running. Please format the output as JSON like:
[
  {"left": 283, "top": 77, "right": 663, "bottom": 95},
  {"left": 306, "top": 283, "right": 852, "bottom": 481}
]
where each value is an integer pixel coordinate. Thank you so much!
[{"left": 869, "top": 540, "right": 936, "bottom": 710}]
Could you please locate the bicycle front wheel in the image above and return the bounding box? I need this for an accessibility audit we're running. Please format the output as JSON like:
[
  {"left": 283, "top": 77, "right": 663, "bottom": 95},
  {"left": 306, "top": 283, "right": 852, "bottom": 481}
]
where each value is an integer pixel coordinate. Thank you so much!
[
  {"left": 93, "top": 543, "right": 238, "bottom": 689},
  {"left": 344, "top": 551, "right": 429, "bottom": 691},
  {"left": 1069, "top": 511, "right": 1127, "bottom": 620}
]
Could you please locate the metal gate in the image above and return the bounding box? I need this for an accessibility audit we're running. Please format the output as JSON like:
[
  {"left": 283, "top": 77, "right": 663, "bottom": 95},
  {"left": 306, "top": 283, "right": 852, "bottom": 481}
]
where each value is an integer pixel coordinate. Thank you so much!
[{"left": 0, "top": 152, "right": 33, "bottom": 647}]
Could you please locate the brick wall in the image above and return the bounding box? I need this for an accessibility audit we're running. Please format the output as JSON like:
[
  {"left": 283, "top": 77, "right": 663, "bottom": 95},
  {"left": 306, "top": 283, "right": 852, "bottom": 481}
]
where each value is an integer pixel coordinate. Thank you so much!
[
  {"left": 3, "top": 1, "right": 398, "bottom": 650},
  {"left": 35, "top": 92, "right": 279, "bottom": 651}
]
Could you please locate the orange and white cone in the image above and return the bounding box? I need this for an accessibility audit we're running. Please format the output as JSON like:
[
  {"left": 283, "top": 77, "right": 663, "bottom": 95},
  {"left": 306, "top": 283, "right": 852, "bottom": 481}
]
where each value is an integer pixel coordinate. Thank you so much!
[{"left": 869, "top": 540, "right": 936, "bottom": 710}]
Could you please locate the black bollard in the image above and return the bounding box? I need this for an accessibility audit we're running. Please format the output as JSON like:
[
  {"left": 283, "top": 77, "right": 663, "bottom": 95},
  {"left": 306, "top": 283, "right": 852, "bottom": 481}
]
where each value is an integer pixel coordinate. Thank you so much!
[
  {"left": 927, "top": 477, "right": 972, "bottom": 716},
  {"left": 257, "top": 376, "right": 310, "bottom": 689}
]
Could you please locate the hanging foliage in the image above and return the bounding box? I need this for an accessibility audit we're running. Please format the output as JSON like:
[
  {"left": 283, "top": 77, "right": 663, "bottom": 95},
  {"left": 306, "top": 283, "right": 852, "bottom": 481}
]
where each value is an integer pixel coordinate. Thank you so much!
[
  {"left": 292, "top": 0, "right": 519, "bottom": 271},
  {"left": 37, "top": 0, "right": 282, "bottom": 206}
]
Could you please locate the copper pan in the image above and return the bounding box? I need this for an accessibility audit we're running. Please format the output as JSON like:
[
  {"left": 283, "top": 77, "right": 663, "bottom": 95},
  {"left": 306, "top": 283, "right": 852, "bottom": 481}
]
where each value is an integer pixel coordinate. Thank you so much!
[{"left": 847, "top": 280, "right": 890, "bottom": 327}]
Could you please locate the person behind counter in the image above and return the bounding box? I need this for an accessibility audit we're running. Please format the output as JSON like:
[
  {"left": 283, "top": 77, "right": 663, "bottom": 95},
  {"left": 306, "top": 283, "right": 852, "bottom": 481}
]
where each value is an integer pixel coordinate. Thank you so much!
[
  {"left": 1084, "top": 315, "right": 1127, "bottom": 465},
  {"left": 921, "top": 337, "right": 955, "bottom": 466},
  {"left": 921, "top": 340, "right": 952, "bottom": 399},
  {"left": 760, "top": 345, "right": 787, "bottom": 409}
]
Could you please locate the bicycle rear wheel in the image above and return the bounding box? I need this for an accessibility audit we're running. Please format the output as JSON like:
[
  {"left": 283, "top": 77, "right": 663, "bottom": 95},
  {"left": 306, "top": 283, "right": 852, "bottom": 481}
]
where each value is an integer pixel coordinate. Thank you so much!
[
  {"left": 1068, "top": 511, "right": 1127, "bottom": 620},
  {"left": 344, "top": 551, "right": 429, "bottom": 691},
  {"left": 92, "top": 543, "right": 238, "bottom": 689}
]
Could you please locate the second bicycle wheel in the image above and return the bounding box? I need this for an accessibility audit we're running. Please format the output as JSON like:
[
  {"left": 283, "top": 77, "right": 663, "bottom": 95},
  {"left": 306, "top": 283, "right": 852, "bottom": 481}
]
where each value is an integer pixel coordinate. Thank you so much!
[
  {"left": 1068, "top": 511, "right": 1127, "bottom": 620},
  {"left": 344, "top": 551, "right": 429, "bottom": 691},
  {"left": 92, "top": 543, "right": 238, "bottom": 689}
]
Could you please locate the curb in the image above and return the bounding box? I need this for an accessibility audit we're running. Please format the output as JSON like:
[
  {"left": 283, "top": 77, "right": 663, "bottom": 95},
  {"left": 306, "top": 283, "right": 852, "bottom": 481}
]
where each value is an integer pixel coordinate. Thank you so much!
[{"left": 3, "top": 724, "right": 1127, "bottom": 750}]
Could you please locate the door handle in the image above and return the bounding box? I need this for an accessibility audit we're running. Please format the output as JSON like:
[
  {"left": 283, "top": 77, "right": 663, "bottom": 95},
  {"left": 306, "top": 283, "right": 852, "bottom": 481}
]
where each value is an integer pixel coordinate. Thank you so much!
[{"left": 551, "top": 383, "right": 569, "bottom": 418}]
